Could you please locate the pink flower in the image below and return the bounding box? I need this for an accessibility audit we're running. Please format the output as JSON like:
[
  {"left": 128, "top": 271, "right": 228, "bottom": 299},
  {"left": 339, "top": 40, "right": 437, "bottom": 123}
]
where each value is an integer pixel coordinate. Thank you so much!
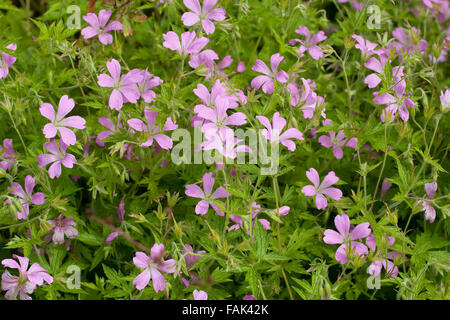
[
  {"left": 228, "top": 202, "right": 271, "bottom": 233},
  {"left": 127, "top": 106, "right": 178, "bottom": 150},
  {"left": 6, "top": 175, "right": 45, "bottom": 220},
  {"left": 380, "top": 178, "right": 393, "bottom": 199},
  {"left": 366, "top": 235, "right": 399, "bottom": 278},
  {"left": 389, "top": 27, "right": 428, "bottom": 59},
  {"left": 193, "top": 289, "right": 208, "bottom": 300},
  {"left": 181, "top": 0, "right": 226, "bottom": 35},
  {"left": 185, "top": 172, "right": 228, "bottom": 216},
  {"left": 323, "top": 213, "right": 371, "bottom": 264},
  {"left": 193, "top": 80, "right": 239, "bottom": 111},
  {"left": 0, "top": 43, "right": 17, "bottom": 79},
  {"left": 352, "top": 34, "right": 384, "bottom": 60},
  {"left": 0, "top": 138, "right": 16, "bottom": 171},
  {"left": 1, "top": 254, "right": 53, "bottom": 300},
  {"left": 182, "top": 244, "right": 206, "bottom": 267},
  {"left": 318, "top": 130, "right": 358, "bottom": 159},
  {"left": 162, "top": 31, "right": 209, "bottom": 57},
  {"left": 81, "top": 9, "right": 123, "bottom": 45},
  {"left": 195, "top": 96, "right": 247, "bottom": 135},
  {"left": 132, "top": 244, "right": 177, "bottom": 292},
  {"left": 199, "top": 127, "right": 251, "bottom": 159},
  {"left": 237, "top": 61, "right": 245, "bottom": 73},
  {"left": 48, "top": 214, "right": 78, "bottom": 244},
  {"left": 251, "top": 53, "right": 289, "bottom": 94},
  {"left": 256, "top": 112, "right": 304, "bottom": 151},
  {"left": 373, "top": 71, "right": 415, "bottom": 122},
  {"left": 37, "top": 139, "right": 77, "bottom": 179},
  {"left": 97, "top": 59, "right": 143, "bottom": 110},
  {"left": 40, "top": 95, "right": 86, "bottom": 146},
  {"left": 301, "top": 168, "right": 342, "bottom": 210},
  {"left": 289, "top": 26, "right": 327, "bottom": 60},
  {"left": 136, "top": 69, "right": 162, "bottom": 103},
  {"left": 418, "top": 182, "right": 438, "bottom": 223},
  {"left": 96, "top": 115, "right": 122, "bottom": 147}
]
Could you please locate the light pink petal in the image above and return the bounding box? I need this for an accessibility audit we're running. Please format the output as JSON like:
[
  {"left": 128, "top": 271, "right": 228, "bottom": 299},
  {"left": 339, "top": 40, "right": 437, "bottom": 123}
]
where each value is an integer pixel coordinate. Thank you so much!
[
  {"left": 82, "top": 13, "right": 99, "bottom": 28},
  {"left": 211, "top": 186, "right": 227, "bottom": 199},
  {"left": 48, "top": 161, "right": 62, "bottom": 179},
  {"left": 133, "top": 269, "right": 151, "bottom": 290},
  {"left": 160, "top": 259, "right": 177, "bottom": 273},
  {"left": 133, "top": 252, "right": 150, "bottom": 268},
  {"left": 320, "top": 171, "right": 339, "bottom": 189},
  {"left": 61, "top": 116, "right": 86, "bottom": 129},
  {"left": 364, "top": 74, "right": 382, "bottom": 88},
  {"left": 305, "top": 168, "right": 320, "bottom": 187},
  {"left": 56, "top": 95, "right": 75, "bottom": 120},
  {"left": 308, "top": 46, "right": 324, "bottom": 60},
  {"left": 334, "top": 213, "right": 350, "bottom": 236},
  {"left": 150, "top": 269, "right": 166, "bottom": 293},
  {"left": 351, "top": 222, "right": 371, "bottom": 240},
  {"left": 99, "top": 33, "right": 113, "bottom": 45},
  {"left": 81, "top": 26, "right": 98, "bottom": 39},
  {"left": 185, "top": 184, "right": 205, "bottom": 198},
  {"left": 39, "top": 103, "right": 55, "bottom": 121},
  {"left": 104, "top": 21, "right": 123, "bottom": 32},
  {"left": 252, "top": 59, "right": 271, "bottom": 75},
  {"left": 208, "top": 8, "right": 226, "bottom": 21},
  {"left": 184, "top": 0, "right": 201, "bottom": 13},
  {"left": 335, "top": 244, "right": 348, "bottom": 264},
  {"left": 97, "top": 74, "right": 114, "bottom": 87},
  {"left": 107, "top": 59, "right": 121, "bottom": 80},
  {"left": 301, "top": 185, "right": 316, "bottom": 196},
  {"left": 323, "top": 229, "right": 343, "bottom": 244},
  {"left": 195, "top": 200, "right": 210, "bottom": 215},
  {"left": 154, "top": 134, "right": 173, "bottom": 150},
  {"left": 181, "top": 12, "right": 200, "bottom": 26},
  {"left": 318, "top": 135, "right": 332, "bottom": 148},
  {"left": 109, "top": 89, "right": 123, "bottom": 110},
  {"left": 58, "top": 127, "right": 77, "bottom": 146},
  {"left": 37, "top": 154, "right": 58, "bottom": 168},
  {"left": 315, "top": 193, "right": 328, "bottom": 210},
  {"left": 202, "top": 172, "right": 215, "bottom": 195}
]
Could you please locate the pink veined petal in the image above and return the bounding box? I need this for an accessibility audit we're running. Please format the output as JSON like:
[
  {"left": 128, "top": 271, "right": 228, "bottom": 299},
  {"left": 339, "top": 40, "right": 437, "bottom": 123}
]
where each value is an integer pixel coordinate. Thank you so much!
[
  {"left": 208, "top": 8, "right": 226, "bottom": 21},
  {"left": 308, "top": 45, "right": 324, "bottom": 60},
  {"left": 318, "top": 135, "right": 333, "bottom": 148},
  {"left": 335, "top": 244, "right": 348, "bottom": 264},
  {"left": 181, "top": 12, "right": 200, "bottom": 26},
  {"left": 98, "top": 33, "right": 113, "bottom": 45},
  {"left": 185, "top": 184, "right": 205, "bottom": 199},
  {"left": 195, "top": 200, "right": 210, "bottom": 215},
  {"left": 332, "top": 146, "right": 343, "bottom": 159},
  {"left": 27, "top": 263, "right": 53, "bottom": 285},
  {"left": 280, "top": 128, "right": 303, "bottom": 141},
  {"left": 133, "top": 252, "right": 150, "bottom": 269},
  {"left": 154, "top": 134, "right": 173, "bottom": 150},
  {"left": 98, "top": 117, "right": 115, "bottom": 131},
  {"left": 127, "top": 118, "right": 145, "bottom": 132},
  {"left": 351, "top": 241, "right": 369, "bottom": 256},
  {"left": 150, "top": 269, "right": 166, "bottom": 293},
  {"left": 320, "top": 171, "right": 339, "bottom": 189},
  {"left": 424, "top": 182, "right": 437, "bottom": 199},
  {"left": 120, "top": 86, "right": 140, "bottom": 103},
  {"left": 334, "top": 213, "right": 350, "bottom": 237},
  {"left": 162, "top": 31, "right": 181, "bottom": 52},
  {"left": 373, "top": 93, "right": 396, "bottom": 105},
  {"left": 133, "top": 269, "right": 151, "bottom": 290},
  {"left": 44, "top": 139, "right": 60, "bottom": 155},
  {"left": 81, "top": 26, "right": 98, "bottom": 39},
  {"left": 48, "top": 161, "right": 62, "bottom": 179},
  {"left": 252, "top": 59, "right": 271, "bottom": 75},
  {"left": 56, "top": 95, "right": 75, "bottom": 120},
  {"left": 58, "top": 127, "right": 77, "bottom": 146},
  {"left": 160, "top": 259, "right": 177, "bottom": 273},
  {"left": 311, "top": 31, "right": 327, "bottom": 44},
  {"left": 104, "top": 21, "right": 123, "bottom": 32},
  {"left": 364, "top": 56, "right": 383, "bottom": 73},
  {"left": 305, "top": 168, "right": 320, "bottom": 188},
  {"left": 194, "top": 105, "right": 217, "bottom": 122},
  {"left": 226, "top": 112, "right": 247, "bottom": 126},
  {"left": 258, "top": 219, "right": 270, "bottom": 230},
  {"left": 251, "top": 75, "right": 272, "bottom": 92},
  {"left": 203, "top": 0, "right": 218, "bottom": 12},
  {"left": 193, "top": 83, "right": 211, "bottom": 103},
  {"left": 23, "top": 175, "right": 35, "bottom": 195},
  {"left": 82, "top": 13, "right": 99, "bottom": 28},
  {"left": 322, "top": 187, "right": 342, "bottom": 201},
  {"left": 211, "top": 186, "right": 227, "bottom": 199},
  {"left": 202, "top": 172, "right": 215, "bottom": 196},
  {"left": 295, "top": 25, "right": 310, "bottom": 38},
  {"left": 270, "top": 53, "right": 284, "bottom": 72},
  {"left": 107, "top": 59, "right": 121, "bottom": 80},
  {"left": 97, "top": 74, "right": 114, "bottom": 87},
  {"left": 280, "top": 140, "right": 297, "bottom": 151},
  {"left": 364, "top": 74, "right": 382, "bottom": 88},
  {"left": 261, "top": 79, "right": 275, "bottom": 94},
  {"left": 315, "top": 193, "right": 328, "bottom": 210},
  {"left": 424, "top": 204, "right": 436, "bottom": 223},
  {"left": 302, "top": 185, "right": 316, "bottom": 196},
  {"left": 109, "top": 89, "right": 123, "bottom": 110},
  {"left": 98, "top": 9, "right": 112, "bottom": 26},
  {"left": 184, "top": 0, "right": 201, "bottom": 13},
  {"left": 368, "top": 261, "right": 383, "bottom": 276},
  {"left": 31, "top": 192, "right": 45, "bottom": 205},
  {"left": 39, "top": 103, "right": 55, "bottom": 121},
  {"left": 351, "top": 222, "right": 371, "bottom": 240},
  {"left": 14, "top": 255, "right": 29, "bottom": 274},
  {"left": 37, "top": 154, "right": 58, "bottom": 168},
  {"left": 42, "top": 123, "right": 57, "bottom": 139},
  {"left": 323, "top": 229, "right": 343, "bottom": 244},
  {"left": 201, "top": 19, "right": 216, "bottom": 35},
  {"left": 150, "top": 243, "right": 165, "bottom": 262},
  {"left": 61, "top": 116, "right": 86, "bottom": 129},
  {"left": 1, "top": 259, "right": 20, "bottom": 270},
  {"left": 61, "top": 154, "right": 76, "bottom": 168},
  {"left": 276, "top": 71, "right": 289, "bottom": 83},
  {"left": 345, "top": 137, "right": 358, "bottom": 149}
]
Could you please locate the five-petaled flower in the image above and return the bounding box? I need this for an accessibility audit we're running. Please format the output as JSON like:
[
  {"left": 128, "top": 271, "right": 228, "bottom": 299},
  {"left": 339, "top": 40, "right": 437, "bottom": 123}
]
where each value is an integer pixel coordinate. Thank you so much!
[
  {"left": 81, "top": 9, "right": 123, "bottom": 45},
  {"left": 0, "top": 43, "right": 17, "bottom": 79},
  {"left": 323, "top": 213, "right": 371, "bottom": 264},
  {"left": 251, "top": 53, "right": 289, "bottom": 94},
  {"left": 48, "top": 214, "right": 78, "bottom": 244},
  {"left": 6, "top": 175, "right": 45, "bottom": 220},
  {"left": 132, "top": 244, "right": 177, "bottom": 293},
  {"left": 418, "top": 182, "right": 438, "bottom": 223},
  {"left": 185, "top": 172, "right": 228, "bottom": 215},
  {"left": 40, "top": 95, "right": 86, "bottom": 146},
  {"left": 162, "top": 31, "right": 209, "bottom": 58},
  {"left": 301, "top": 168, "right": 342, "bottom": 210},
  {"left": 256, "top": 112, "right": 304, "bottom": 151},
  {"left": 0, "top": 138, "right": 16, "bottom": 171},
  {"left": 1, "top": 254, "right": 53, "bottom": 300},
  {"left": 318, "top": 130, "right": 358, "bottom": 159},
  {"left": 37, "top": 139, "right": 77, "bottom": 179},
  {"left": 181, "top": 0, "right": 226, "bottom": 35},
  {"left": 289, "top": 26, "right": 327, "bottom": 60},
  {"left": 97, "top": 58, "right": 143, "bottom": 110}
]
